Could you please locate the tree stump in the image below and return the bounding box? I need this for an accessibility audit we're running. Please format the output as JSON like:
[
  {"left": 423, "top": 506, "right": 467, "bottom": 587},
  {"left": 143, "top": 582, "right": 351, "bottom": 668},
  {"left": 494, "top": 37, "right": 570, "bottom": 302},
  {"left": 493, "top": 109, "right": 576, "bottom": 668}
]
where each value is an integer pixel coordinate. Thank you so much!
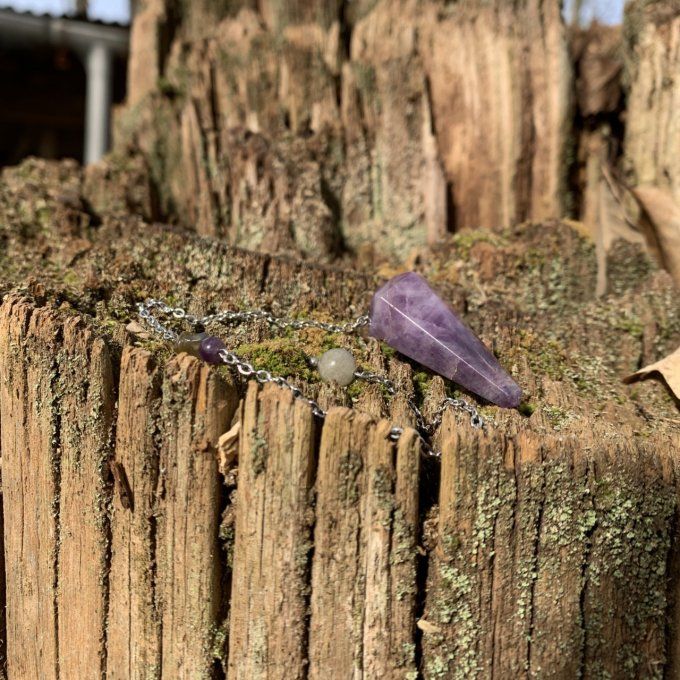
[{"left": 0, "top": 0, "right": 679, "bottom": 678}]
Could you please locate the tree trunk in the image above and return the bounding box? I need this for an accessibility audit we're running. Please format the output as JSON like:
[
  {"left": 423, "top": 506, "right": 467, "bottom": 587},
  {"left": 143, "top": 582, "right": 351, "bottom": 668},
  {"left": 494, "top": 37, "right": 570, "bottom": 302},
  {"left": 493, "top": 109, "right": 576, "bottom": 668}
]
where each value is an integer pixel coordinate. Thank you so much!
[
  {"left": 120, "top": 0, "right": 572, "bottom": 260},
  {"left": 0, "top": 0, "right": 679, "bottom": 678}
]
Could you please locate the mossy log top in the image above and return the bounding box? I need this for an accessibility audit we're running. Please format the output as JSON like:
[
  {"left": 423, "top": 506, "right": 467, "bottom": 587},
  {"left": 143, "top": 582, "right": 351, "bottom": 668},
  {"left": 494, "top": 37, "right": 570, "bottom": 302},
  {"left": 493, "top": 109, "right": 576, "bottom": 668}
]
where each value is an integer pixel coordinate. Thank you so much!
[{"left": 0, "top": 158, "right": 679, "bottom": 678}]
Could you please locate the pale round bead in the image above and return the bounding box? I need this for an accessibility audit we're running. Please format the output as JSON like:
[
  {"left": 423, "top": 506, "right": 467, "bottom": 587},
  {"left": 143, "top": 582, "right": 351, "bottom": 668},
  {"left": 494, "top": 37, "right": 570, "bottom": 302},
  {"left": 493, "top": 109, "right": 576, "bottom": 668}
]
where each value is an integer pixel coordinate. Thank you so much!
[{"left": 317, "top": 348, "right": 357, "bottom": 386}]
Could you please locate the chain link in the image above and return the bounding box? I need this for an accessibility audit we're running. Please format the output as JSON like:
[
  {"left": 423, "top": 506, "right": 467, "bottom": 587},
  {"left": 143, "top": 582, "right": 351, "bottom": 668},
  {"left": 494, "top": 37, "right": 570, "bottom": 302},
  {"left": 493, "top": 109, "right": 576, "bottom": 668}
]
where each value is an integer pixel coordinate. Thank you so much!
[
  {"left": 199, "top": 308, "right": 371, "bottom": 334},
  {"left": 216, "top": 348, "right": 327, "bottom": 418},
  {"left": 137, "top": 298, "right": 484, "bottom": 458},
  {"left": 353, "top": 371, "right": 484, "bottom": 453}
]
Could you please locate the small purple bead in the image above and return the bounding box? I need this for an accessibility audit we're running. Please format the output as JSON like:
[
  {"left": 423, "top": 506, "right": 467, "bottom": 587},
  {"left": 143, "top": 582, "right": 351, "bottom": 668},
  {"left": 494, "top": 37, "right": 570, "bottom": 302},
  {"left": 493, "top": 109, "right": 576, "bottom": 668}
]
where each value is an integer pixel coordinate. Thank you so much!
[{"left": 199, "top": 336, "right": 227, "bottom": 364}]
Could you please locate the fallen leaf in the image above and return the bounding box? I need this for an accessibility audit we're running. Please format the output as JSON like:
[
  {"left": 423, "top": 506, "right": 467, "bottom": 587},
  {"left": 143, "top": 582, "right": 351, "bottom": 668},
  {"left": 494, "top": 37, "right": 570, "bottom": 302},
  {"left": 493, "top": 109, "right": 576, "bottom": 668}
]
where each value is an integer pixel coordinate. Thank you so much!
[
  {"left": 623, "top": 346, "right": 680, "bottom": 404},
  {"left": 218, "top": 421, "right": 241, "bottom": 473},
  {"left": 630, "top": 185, "right": 680, "bottom": 288}
]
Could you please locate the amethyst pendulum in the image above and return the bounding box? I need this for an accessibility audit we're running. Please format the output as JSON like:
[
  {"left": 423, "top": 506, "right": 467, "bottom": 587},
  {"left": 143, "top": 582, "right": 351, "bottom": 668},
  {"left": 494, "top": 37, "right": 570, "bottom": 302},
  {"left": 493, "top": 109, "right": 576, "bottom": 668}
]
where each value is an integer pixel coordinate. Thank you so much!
[{"left": 369, "top": 272, "right": 522, "bottom": 408}]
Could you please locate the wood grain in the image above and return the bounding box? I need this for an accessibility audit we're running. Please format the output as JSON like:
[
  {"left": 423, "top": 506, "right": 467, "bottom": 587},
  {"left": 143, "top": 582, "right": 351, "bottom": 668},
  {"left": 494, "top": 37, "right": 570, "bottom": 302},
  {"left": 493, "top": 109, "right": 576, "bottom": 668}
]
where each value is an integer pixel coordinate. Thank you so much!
[
  {"left": 0, "top": 295, "right": 114, "bottom": 679},
  {"left": 227, "top": 382, "right": 316, "bottom": 680},
  {"left": 0, "top": 297, "right": 60, "bottom": 678},
  {"left": 308, "top": 408, "right": 420, "bottom": 679},
  {"left": 115, "top": 0, "right": 572, "bottom": 259},
  {"left": 624, "top": 4, "right": 680, "bottom": 201},
  {"left": 56, "top": 316, "right": 114, "bottom": 679},
  {"left": 107, "top": 347, "right": 163, "bottom": 679},
  {"left": 422, "top": 411, "right": 679, "bottom": 679},
  {"left": 157, "top": 355, "right": 238, "bottom": 678}
]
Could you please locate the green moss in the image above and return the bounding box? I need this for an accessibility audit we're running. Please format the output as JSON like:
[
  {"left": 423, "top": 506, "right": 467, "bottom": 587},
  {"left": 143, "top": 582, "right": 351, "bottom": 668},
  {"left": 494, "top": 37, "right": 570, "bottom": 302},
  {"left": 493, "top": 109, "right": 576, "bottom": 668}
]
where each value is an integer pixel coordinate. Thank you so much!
[
  {"left": 412, "top": 370, "right": 432, "bottom": 403},
  {"left": 353, "top": 62, "right": 377, "bottom": 95},
  {"left": 250, "top": 431, "right": 268, "bottom": 476},
  {"left": 583, "top": 468, "right": 675, "bottom": 674},
  {"left": 157, "top": 76, "right": 183, "bottom": 98},
  {"left": 450, "top": 229, "right": 507, "bottom": 258},
  {"left": 346, "top": 379, "right": 367, "bottom": 402},
  {"left": 234, "top": 337, "right": 317, "bottom": 381},
  {"left": 518, "top": 401, "right": 536, "bottom": 417},
  {"left": 339, "top": 451, "right": 363, "bottom": 504}
]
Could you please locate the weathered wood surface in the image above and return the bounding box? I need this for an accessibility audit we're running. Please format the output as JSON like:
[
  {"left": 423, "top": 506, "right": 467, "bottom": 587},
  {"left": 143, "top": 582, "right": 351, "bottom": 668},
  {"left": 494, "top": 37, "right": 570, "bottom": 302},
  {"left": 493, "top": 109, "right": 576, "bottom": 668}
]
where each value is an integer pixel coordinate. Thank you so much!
[
  {"left": 0, "top": 297, "right": 114, "bottom": 679},
  {"left": 0, "top": 148, "right": 678, "bottom": 679},
  {"left": 423, "top": 415, "right": 678, "bottom": 678},
  {"left": 624, "top": 1, "right": 680, "bottom": 202},
  {"left": 228, "top": 383, "right": 316, "bottom": 680},
  {"left": 308, "top": 410, "right": 420, "bottom": 679},
  {"left": 108, "top": 348, "right": 163, "bottom": 678},
  {"left": 119, "top": 0, "right": 572, "bottom": 259},
  {"left": 0, "top": 0, "right": 678, "bottom": 676},
  {"left": 0, "top": 289, "right": 678, "bottom": 678}
]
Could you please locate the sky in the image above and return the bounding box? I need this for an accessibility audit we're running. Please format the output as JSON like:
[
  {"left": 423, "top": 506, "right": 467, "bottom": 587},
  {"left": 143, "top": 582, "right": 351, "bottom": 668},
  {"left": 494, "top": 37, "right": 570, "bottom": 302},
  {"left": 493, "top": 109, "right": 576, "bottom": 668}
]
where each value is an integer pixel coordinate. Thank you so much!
[
  {"left": 0, "top": 0, "right": 131, "bottom": 23},
  {"left": 0, "top": 0, "right": 625, "bottom": 27}
]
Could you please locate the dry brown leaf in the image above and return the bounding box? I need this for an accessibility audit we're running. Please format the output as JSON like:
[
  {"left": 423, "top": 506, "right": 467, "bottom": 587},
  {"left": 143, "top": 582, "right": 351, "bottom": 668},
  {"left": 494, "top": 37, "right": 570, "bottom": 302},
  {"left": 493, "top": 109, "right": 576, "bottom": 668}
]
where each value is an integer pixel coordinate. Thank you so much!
[
  {"left": 623, "top": 346, "right": 680, "bottom": 403},
  {"left": 584, "top": 158, "right": 680, "bottom": 294},
  {"left": 630, "top": 185, "right": 680, "bottom": 288},
  {"left": 218, "top": 421, "right": 241, "bottom": 474}
]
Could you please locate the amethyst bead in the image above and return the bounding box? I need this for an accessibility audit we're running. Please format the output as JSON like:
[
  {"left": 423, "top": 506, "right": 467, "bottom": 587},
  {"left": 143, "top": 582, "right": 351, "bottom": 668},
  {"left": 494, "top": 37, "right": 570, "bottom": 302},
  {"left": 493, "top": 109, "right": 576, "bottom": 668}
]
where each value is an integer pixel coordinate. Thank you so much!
[
  {"left": 369, "top": 272, "right": 522, "bottom": 408},
  {"left": 199, "top": 335, "right": 227, "bottom": 364}
]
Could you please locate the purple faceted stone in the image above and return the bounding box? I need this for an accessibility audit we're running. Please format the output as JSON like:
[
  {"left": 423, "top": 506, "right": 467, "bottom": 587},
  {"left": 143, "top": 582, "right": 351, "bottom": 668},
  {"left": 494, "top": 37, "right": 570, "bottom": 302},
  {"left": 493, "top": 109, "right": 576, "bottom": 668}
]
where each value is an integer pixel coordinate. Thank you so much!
[
  {"left": 199, "top": 336, "right": 227, "bottom": 364},
  {"left": 369, "top": 272, "right": 522, "bottom": 408}
]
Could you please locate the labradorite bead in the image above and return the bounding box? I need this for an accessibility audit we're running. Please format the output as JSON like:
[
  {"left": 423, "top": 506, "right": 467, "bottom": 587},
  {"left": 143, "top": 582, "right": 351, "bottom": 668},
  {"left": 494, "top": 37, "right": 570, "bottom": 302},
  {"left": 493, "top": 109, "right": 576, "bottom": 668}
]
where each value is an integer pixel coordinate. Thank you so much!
[
  {"left": 317, "top": 348, "right": 356, "bottom": 386},
  {"left": 174, "top": 332, "right": 208, "bottom": 358},
  {"left": 199, "top": 335, "right": 227, "bottom": 364}
]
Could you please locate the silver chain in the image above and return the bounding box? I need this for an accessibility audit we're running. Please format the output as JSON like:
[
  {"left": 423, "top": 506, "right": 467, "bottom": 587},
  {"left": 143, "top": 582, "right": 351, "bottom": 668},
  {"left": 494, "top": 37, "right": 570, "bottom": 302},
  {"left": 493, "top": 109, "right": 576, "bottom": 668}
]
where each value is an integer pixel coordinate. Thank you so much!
[
  {"left": 137, "top": 298, "right": 485, "bottom": 457},
  {"left": 201, "top": 308, "right": 371, "bottom": 335}
]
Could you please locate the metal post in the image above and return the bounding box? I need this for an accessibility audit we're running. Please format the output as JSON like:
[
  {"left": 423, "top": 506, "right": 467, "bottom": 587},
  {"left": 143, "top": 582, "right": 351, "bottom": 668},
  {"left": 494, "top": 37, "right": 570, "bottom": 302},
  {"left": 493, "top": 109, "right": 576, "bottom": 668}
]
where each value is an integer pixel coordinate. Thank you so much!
[{"left": 83, "top": 41, "right": 112, "bottom": 164}]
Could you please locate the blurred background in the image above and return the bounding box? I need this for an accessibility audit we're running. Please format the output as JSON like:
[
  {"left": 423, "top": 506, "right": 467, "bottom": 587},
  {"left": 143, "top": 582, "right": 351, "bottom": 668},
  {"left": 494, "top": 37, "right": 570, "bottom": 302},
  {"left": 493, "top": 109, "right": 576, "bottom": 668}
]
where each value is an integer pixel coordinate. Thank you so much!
[
  {"left": 0, "top": 0, "right": 129, "bottom": 166},
  {"left": 0, "top": 0, "right": 624, "bottom": 168}
]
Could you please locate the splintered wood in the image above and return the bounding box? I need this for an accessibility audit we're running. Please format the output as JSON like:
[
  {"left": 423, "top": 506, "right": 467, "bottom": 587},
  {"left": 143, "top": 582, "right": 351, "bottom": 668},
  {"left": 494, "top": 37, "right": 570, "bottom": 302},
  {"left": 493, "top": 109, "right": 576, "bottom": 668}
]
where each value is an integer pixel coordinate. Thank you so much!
[
  {"left": 227, "top": 383, "right": 316, "bottom": 680},
  {"left": 422, "top": 412, "right": 677, "bottom": 679},
  {"left": 228, "top": 386, "right": 421, "bottom": 680},
  {"left": 0, "top": 296, "right": 679, "bottom": 678},
  {"left": 308, "top": 409, "right": 420, "bottom": 679},
  {"left": 0, "top": 296, "right": 113, "bottom": 679},
  {"left": 107, "top": 348, "right": 163, "bottom": 678}
]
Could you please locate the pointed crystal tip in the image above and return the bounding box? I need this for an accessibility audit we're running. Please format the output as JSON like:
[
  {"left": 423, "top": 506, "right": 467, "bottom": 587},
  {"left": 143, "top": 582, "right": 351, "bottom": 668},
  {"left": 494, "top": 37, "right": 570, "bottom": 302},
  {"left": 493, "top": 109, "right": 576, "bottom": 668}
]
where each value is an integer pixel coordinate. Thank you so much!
[{"left": 369, "top": 272, "right": 522, "bottom": 409}]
